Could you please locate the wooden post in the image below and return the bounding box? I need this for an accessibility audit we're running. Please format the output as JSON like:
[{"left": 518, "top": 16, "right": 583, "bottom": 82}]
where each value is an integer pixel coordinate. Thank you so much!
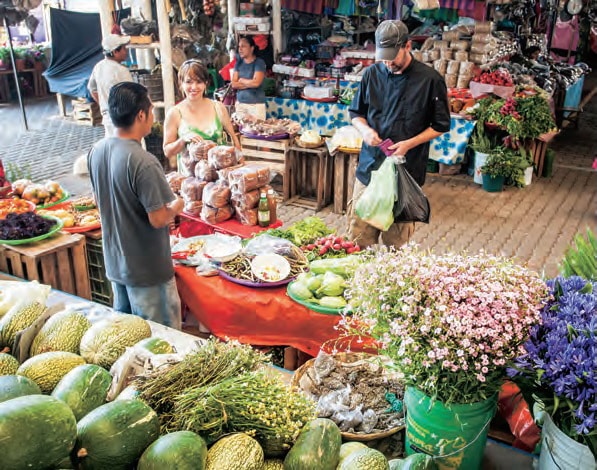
[
  {"left": 227, "top": 0, "right": 238, "bottom": 36},
  {"left": 271, "top": 0, "right": 282, "bottom": 59},
  {"left": 97, "top": 0, "right": 115, "bottom": 40},
  {"left": 156, "top": 0, "right": 175, "bottom": 112}
]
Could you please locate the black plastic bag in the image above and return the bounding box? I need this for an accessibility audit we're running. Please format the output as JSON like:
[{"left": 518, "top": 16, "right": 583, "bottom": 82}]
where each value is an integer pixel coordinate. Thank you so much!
[{"left": 393, "top": 163, "right": 431, "bottom": 223}]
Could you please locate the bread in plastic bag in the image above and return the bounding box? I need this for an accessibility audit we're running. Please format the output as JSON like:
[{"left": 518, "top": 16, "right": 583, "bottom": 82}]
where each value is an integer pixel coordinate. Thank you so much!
[
  {"left": 233, "top": 206, "right": 258, "bottom": 225},
  {"left": 166, "top": 172, "right": 186, "bottom": 194},
  {"left": 228, "top": 164, "right": 271, "bottom": 193},
  {"left": 217, "top": 163, "right": 245, "bottom": 182},
  {"left": 179, "top": 148, "right": 197, "bottom": 176},
  {"left": 207, "top": 145, "right": 241, "bottom": 170},
  {"left": 188, "top": 140, "right": 216, "bottom": 161},
  {"left": 355, "top": 158, "right": 397, "bottom": 231},
  {"left": 200, "top": 203, "right": 234, "bottom": 224},
  {"left": 195, "top": 160, "right": 219, "bottom": 182},
  {"left": 183, "top": 200, "right": 203, "bottom": 216},
  {"left": 230, "top": 188, "right": 260, "bottom": 209},
  {"left": 202, "top": 181, "right": 231, "bottom": 208},
  {"left": 180, "top": 177, "right": 207, "bottom": 202}
]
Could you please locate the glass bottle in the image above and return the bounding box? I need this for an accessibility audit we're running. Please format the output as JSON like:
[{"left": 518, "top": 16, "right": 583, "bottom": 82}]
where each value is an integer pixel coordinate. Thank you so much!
[
  {"left": 257, "top": 192, "right": 270, "bottom": 227},
  {"left": 267, "top": 188, "right": 277, "bottom": 223}
]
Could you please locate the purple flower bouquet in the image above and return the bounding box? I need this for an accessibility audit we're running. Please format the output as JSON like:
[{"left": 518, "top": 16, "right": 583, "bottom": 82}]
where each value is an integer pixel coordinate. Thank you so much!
[{"left": 508, "top": 276, "right": 597, "bottom": 456}]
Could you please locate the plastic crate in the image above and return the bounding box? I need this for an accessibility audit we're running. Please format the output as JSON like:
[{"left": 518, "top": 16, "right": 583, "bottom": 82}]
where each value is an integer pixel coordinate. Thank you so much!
[
  {"left": 85, "top": 236, "right": 113, "bottom": 307},
  {"left": 317, "top": 44, "right": 336, "bottom": 60}
]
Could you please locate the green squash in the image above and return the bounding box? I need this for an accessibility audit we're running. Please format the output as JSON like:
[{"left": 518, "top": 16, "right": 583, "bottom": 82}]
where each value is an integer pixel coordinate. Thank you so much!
[
  {"left": 284, "top": 418, "right": 342, "bottom": 470},
  {"left": 52, "top": 364, "right": 112, "bottom": 421},
  {"left": 0, "top": 394, "right": 77, "bottom": 469},
  {"left": 0, "top": 352, "right": 19, "bottom": 375},
  {"left": 73, "top": 399, "right": 160, "bottom": 470},
  {"left": 206, "top": 433, "right": 264, "bottom": 470},
  {"left": 138, "top": 431, "right": 207, "bottom": 470},
  {"left": 338, "top": 442, "right": 369, "bottom": 465},
  {"left": 390, "top": 454, "right": 437, "bottom": 470},
  {"left": 0, "top": 374, "right": 41, "bottom": 403},
  {"left": 337, "top": 448, "right": 389, "bottom": 470}
]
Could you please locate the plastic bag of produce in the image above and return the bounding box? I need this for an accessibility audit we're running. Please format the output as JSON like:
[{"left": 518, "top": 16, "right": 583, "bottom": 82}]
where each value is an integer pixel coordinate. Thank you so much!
[
  {"left": 0, "top": 280, "right": 51, "bottom": 318},
  {"left": 228, "top": 164, "right": 271, "bottom": 193},
  {"left": 195, "top": 160, "right": 219, "bottom": 182},
  {"left": 355, "top": 158, "right": 397, "bottom": 231},
  {"left": 393, "top": 163, "right": 431, "bottom": 223},
  {"left": 230, "top": 188, "right": 261, "bottom": 209},
  {"left": 207, "top": 145, "right": 241, "bottom": 170},
  {"left": 188, "top": 140, "right": 216, "bottom": 161},
  {"left": 200, "top": 203, "right": 234, "bottom": 224},
  {"left": 180, "top": 177, "right": 207, "bottom": 202},
  {"left": 233, "top": 206, "right": 258, "bottom": 226}
]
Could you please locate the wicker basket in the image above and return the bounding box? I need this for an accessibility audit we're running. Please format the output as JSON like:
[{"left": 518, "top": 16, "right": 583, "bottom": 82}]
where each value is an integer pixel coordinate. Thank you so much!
[
  {"left": 295, "top": 137, "right": 325, "bottom": 149},
  {"left": 292, "top": 352, "right": 405, "bottom": 442}
]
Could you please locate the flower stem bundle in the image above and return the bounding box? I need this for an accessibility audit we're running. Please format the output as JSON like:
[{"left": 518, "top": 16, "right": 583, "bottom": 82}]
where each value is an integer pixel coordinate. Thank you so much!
[
  {"left": 171, "top": 371, "right": 316, "bottom": 449},
  {"left": 136, "top": 338, "right": 268, "bottom": 429}
]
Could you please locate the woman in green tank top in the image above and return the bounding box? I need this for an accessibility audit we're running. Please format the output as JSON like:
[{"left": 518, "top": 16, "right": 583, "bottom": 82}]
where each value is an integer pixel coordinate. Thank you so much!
[{"left": 163, "top": 60, "right": 240, "bottom": 175}]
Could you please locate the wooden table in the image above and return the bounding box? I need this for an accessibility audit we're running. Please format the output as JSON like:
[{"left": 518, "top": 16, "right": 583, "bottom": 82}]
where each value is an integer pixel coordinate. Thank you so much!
[{"left": 0, "top": 67, "right": 48, "bottom": 102}]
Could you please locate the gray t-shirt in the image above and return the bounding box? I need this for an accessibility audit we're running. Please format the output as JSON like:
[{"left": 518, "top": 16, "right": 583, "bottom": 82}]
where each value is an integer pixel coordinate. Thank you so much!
[
  {"left": 234, "top": 57, "right": 266, "bottom": 104},
  {"left": 88, "top": 138, "right": 176, "bottom": 287}
]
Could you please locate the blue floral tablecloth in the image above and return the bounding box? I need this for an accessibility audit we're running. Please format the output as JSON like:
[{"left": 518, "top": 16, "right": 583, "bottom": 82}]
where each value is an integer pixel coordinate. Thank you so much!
[
  {"left": 429, "top": 116, "right": 476, "bottom": 165},
  {"left": 266, "top": 99, "right": 475, "bottom": 165},
  {"left": 266, "top": 98, "right": 351, "bottom": 136}
]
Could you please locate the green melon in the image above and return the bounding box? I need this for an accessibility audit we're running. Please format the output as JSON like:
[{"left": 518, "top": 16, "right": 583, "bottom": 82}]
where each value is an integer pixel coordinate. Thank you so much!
[
  {"left": 79, "top": 314, "right": 151, "bottom": 369},
  {"left": 52, "top": 364, "right": 112, "bottom": 421},
  {"left": 388, "top": 454, "right": 437, "bottom": 470},
  {"left": 0, "top": 352, "right": 19, "bottom": 375},
  {"left": 206, "top": 433, "right": 264, "bottom": 470},
  {"left": 0, "top": 374, "right": 41, "bottom": 403},
  {"left": 0, "top": 301, "right": 46, "bottom": 349},
  {"left": 136, "top": 337, "right": 175, "bottom": 354},
  {"left": 74, "top": 399, "right": 160, "bottom": 470},
  {"left": 137, "top": 431, "right": 208, "bottom": 470},
  {"left": 337, "top": 447, "right": 389, "bottom": 470},
  {"left": 262, "top": 459, "right": 284, "bottom": 469},
  {"left": 284, "top": 418, "right": 342, "bottom": 470},
  {"left": 0, "top": 394, "right": 77, "bottom": 469},
  {"left": 338, "top": 441, "right": 369, "bottom": 465},
  {"left": 17, "top": 351, "right": 86, "bottom": 393},
  {"left": 114, "top": 384, "right": 141, "bottom": 401},
  {"left": 30, "top": 309, "right": 91, "bottom": 356}
]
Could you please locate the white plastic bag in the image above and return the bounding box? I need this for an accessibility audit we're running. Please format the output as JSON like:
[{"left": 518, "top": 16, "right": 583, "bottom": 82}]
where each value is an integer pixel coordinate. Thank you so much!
[{"left": 355, "top": 158, "right": 397, "bottom": 231}]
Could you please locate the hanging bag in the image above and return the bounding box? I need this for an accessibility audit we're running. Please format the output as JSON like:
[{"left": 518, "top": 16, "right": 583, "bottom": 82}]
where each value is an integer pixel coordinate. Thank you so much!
[
  {"left": 215, "top": 83, "right": 236, "bottom": 106},
  {"left": 393, "top": 162, "right": 431, "bottom": 223}
]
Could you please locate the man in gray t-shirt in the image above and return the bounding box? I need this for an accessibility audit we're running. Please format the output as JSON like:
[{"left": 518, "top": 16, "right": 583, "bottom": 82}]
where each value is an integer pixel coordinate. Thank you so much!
[{"left": 88, "top": 82, "right": 184, "bottom": 329}]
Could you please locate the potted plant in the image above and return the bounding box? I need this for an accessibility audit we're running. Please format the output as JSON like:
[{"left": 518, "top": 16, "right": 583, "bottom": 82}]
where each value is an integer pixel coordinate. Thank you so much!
[
  {"left": 30, "top": 44, "right": 47, "bottom": 71},
  {"left": 342, "top": 246, "right": 548, "bottom": 469},
  {"left": 12, "top": 46, "right": 29, "bottom": 71},
  {"left": 508, "top": 276, "right": 597, "bottom": 468},
  {"left": 0, "top": 46, "right": 10, "bottom": 70}
]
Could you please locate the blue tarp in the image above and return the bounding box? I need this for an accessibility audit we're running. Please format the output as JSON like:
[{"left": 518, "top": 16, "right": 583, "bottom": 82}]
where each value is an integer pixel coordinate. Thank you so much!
[{"left": 43, "top": 8, "right": 103, "bottom": 100}]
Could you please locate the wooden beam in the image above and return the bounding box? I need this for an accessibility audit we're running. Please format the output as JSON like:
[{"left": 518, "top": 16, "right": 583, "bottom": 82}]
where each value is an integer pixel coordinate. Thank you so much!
[{"left": 156, "top": 0, "right": 175, "bottom": 112}]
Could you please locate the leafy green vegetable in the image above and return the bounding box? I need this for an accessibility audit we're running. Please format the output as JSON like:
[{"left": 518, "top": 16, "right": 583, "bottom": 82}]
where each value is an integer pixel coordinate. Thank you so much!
[
  {"left": 559, "top": 228, "right": 597, "bottom": 280},
  {"left": 255, "top": 217, "right": 333, "bottom": 246},
  {"left": 316, "top": 272, "right": 346, "bottom": 297}
]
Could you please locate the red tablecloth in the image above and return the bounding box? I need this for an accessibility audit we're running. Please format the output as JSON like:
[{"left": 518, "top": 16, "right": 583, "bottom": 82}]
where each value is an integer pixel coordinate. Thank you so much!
[
  {"left": 178, "top": 213, "right": 283, "bottom": 239},
  {"left": 175, "top": 265, "right": 344, "bottom": 355}
]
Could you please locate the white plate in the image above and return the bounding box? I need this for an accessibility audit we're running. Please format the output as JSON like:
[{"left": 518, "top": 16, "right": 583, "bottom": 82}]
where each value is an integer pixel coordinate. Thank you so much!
[
  {"left": 251, "top": 254, "right": 291, "bottom": 283},
  {"left": 204, "top": 236, "right": 242, "bottom": 263}
]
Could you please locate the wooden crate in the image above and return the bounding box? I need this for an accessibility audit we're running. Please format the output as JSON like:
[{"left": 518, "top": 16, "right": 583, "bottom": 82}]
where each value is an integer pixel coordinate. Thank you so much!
[
  {"left": 72, "top": 99, "right": 102, "bottom": 127},
  {"left": 240, "top": 136, "right": 291, "bottom": 200},
  {"left": 286, "top": 144, "right": 333, "bottom": 211},
  {"left": 333, "top": 149, "right": 359, "bottom": 214},
  {"left": 0, "top": 232, "right": 91, "bottom": 300}
]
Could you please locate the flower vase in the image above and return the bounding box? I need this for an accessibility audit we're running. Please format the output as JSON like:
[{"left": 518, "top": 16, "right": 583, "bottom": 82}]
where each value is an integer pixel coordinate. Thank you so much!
[
  {"left": 482, "top": 174, "right": 504, "bottom": 192},
  {"left": 404, "top": 387, "right": 498, "bottom": 470},
  {"left": 538, "top": 414, "right": 596, "bottom": 470},
  {"left": 524, "top": 166, "right": 533, "bottom": 186},
  {"left": 473, "top": 151, "right": 489, "bottom": 184}
]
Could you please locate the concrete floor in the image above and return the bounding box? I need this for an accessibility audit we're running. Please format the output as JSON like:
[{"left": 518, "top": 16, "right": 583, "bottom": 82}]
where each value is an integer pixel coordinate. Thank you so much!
[{"left": 1, "top": 83, "right": 596, "bottom": 278}]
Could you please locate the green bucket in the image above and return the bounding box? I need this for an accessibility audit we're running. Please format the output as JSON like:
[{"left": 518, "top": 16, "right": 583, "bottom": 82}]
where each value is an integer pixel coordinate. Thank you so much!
[
  {"left": 404, "top": 387, "right": 498, "bottom": 470},
  {"left": 481, "top": 174, "right": 504, "bottom": 193}
]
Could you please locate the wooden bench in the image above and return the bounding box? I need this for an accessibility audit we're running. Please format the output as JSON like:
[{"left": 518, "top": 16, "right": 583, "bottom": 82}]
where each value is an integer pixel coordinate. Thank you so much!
[
  {"left": 333, "top": 149, "right": 360, "bottom": 214},
  {"left": 0, "top": 232, "right": 91, "bottom": 300},
  {"left": 240, "top": 136, "right": 291, "bottom": 200},
  {"left": 286, "top": 144, "right": 333, "bottom": 211}
]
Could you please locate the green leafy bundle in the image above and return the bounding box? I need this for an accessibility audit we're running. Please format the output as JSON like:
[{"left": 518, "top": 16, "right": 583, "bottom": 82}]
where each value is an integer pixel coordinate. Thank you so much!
[{"left": 559, "top": 229, "right": 597, "bottom": 280}]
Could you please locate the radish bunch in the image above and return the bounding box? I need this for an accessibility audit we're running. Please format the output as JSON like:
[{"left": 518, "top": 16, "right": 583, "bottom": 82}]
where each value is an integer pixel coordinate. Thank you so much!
[{"left": 302, "top": 234, "right": 361, "bottom": 260}]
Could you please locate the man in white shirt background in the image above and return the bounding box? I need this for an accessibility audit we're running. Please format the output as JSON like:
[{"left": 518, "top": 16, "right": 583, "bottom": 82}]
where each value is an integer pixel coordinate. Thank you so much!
[{"left": 88, "top": 34, "right": 133, "bottom": 138}]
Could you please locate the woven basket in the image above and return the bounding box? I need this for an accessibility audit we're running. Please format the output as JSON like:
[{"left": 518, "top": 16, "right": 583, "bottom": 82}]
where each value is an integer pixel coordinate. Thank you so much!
[
  {"left": 295, "top": 137, "right": 325, "bottom": 149},
  {"left": 292, "top": 352, "right": 405, "bottom": 442}
]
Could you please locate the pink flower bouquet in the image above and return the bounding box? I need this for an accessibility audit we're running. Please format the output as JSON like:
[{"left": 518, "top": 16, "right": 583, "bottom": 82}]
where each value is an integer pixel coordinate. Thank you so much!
[{"left": 342, "top": 245, "right": 549, "bottom": 404}]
